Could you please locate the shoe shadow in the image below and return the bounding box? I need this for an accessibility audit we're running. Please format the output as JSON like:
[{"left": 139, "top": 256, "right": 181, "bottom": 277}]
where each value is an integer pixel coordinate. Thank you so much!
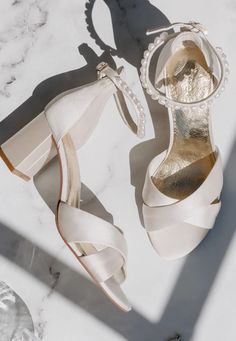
[{"left": 85, "top": 0, "right": 171, "bottom": 225}]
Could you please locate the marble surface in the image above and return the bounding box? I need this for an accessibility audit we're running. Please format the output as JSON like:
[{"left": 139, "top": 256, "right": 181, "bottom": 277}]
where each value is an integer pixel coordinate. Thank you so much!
[{"left": 0, "top": 0, "right": 236, "bottom": 340}]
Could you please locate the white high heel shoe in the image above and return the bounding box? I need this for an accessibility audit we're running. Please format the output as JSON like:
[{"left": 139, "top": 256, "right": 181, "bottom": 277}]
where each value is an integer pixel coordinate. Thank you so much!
[
  {"left": 140, "top": 22, "right": 228, "bottom": 259},
  {"left": 1, "top": 62, "right": 146, "bottom": 311}
]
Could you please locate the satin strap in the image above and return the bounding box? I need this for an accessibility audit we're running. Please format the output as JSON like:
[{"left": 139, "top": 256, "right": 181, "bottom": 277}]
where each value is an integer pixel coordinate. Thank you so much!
[
  {"left": 143, "top": 150, "right": 223, "bottom": 232},
  {"left": 58, "top": 202, "right": 127, "bottom": 283}
]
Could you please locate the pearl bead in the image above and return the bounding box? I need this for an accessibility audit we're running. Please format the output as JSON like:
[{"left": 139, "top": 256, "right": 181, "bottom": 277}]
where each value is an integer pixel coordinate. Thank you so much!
[
  {"left": 140, "top": 75, "right": 146, "bottom": 83},
  {"left": 139, "top": 119, "right": 145, "bottom": 125},
  {"left": 148, "top": 43, "right": 155, "bottom": 51},
  {"left": 139, "top": 113, "right": 145, "bottom": 119},
  {"left": 160, "top": 32, "right": 168, "bottom": 39},
  {"left": 144, "top": 51, "right": 150, "bottom": 58},
  {"left": 141, "top": 59, "right": 147, "bottom": 66},
  {"left": 140, "top": 66, "right": 146, "bottom": 74}
]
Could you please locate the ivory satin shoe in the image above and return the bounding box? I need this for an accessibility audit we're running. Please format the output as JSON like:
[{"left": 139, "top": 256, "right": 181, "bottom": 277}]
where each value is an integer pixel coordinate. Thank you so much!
[
  {"left": 1, "top": 62, "right": 146, "bottom": 311},
  {"left": 140, "top": 22, "right": 228, "bottom": 259}
]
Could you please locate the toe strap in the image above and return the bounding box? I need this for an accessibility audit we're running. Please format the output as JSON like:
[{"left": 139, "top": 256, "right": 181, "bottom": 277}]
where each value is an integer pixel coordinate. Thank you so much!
[
  {"left": 58, "top": 202, "right": 127, "bottom": 283},
  {"left": 80, "top": 248, "right": 124, "bottom": 283},
  {"left": 143, "top": 149, "right": 223, "bottom": 233},
  {"left": 143, "top": 200, "right": 221, "bottom": 232}
]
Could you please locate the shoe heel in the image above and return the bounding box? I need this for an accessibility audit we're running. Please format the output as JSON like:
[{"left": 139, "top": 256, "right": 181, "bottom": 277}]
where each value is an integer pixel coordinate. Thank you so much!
[
  {"left": 0, "top": 73, "right": 119, "bottom": 181},
  {"left": 0, "top": 112, "right": 56, "bottom": 181}
]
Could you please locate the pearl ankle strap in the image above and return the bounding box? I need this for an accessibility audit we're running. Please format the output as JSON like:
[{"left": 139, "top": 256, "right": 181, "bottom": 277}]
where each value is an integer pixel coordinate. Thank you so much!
[
  {"left": 140, "top": 22, "right": 229, "bottom": 110},
  {"left": 97, "top": 62, "right": 146, "bottom": 138}
]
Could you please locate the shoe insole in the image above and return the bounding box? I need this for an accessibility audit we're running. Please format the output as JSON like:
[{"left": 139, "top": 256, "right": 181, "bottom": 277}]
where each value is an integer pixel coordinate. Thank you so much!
[{"left": 152, "top": 42, "right": 217, "bottom": 200}]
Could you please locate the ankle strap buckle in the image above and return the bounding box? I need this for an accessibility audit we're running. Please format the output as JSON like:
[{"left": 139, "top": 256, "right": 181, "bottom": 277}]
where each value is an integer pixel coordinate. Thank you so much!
[
  {"left": 96, "top": 62, "right": 146, "bottom": 138},
  {"left": 96, "top": 62, "right": 110, "bottom": 79}
]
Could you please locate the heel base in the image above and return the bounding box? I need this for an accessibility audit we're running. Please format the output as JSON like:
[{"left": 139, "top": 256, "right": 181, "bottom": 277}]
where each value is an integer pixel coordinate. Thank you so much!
[
  {"left": 0, "top": 147, "right": 31, "bottom": 181},
  {"left": 0, "top": 112, "right": 56, "bottom": 181}
]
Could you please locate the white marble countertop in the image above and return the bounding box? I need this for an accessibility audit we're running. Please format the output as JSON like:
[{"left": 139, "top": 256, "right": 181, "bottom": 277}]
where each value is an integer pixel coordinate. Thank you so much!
[{"left": 0, "top": 0, "right": 236, "bottom": 340}]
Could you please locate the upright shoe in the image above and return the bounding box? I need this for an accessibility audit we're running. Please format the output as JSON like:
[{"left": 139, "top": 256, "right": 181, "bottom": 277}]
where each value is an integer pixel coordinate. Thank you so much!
[
  {"left": 1, "top": 62, "right": 146, "bottom": 311},
  {"left": 140, "top": 22, "right": 229, "bottom": 259}
]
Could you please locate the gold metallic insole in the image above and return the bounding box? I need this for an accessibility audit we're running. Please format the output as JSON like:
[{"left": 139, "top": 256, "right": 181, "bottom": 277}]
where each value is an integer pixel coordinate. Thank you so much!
[{"left": 152, "top": 43, "right": 217, "bottom": 200}]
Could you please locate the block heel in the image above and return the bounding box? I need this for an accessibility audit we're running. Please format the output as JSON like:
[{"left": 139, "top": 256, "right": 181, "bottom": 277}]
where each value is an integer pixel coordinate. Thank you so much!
[
  {"left": 0, "top": 112, "right": 55, "bottom": 181},
  {"left": 0, "top": 63, "right": 146, "bottom": 181}
]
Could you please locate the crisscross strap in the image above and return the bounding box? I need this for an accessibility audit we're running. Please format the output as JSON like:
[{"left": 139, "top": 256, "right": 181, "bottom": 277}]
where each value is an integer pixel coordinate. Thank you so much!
[
  {"left": 58, "top": 202, "right": 127, "bottom": 284},
  {"left": 143, "top": 149, "right": 223, "bottom": 233},
  {"left": 143, "top": 200, "right": 221, "bottom": 232}
]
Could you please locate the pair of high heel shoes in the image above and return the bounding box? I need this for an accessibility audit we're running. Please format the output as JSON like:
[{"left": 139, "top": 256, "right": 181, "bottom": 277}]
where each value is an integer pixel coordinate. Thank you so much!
[{"left": 0, "top": 22, "right": 229, "bottom": 311}]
